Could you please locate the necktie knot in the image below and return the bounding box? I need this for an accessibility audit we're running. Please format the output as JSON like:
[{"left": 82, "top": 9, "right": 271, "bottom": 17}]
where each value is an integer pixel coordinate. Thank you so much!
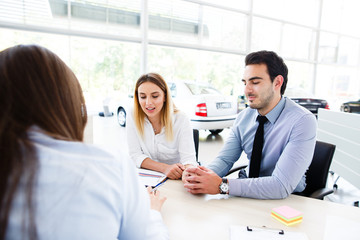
[{"left": 257, "top": 115, "right": 268, "bottom": 125}]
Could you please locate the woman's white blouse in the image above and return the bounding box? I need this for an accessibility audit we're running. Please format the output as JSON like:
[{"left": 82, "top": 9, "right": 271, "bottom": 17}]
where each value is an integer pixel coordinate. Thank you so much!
[{"left": 126, "top": 110, "right": 198, "bottom": 168}]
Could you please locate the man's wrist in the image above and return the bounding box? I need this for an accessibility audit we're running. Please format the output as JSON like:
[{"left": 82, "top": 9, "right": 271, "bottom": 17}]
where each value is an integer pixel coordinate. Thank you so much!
[{"left": 219, "top": 178, "right": 229, "bottom": 194}]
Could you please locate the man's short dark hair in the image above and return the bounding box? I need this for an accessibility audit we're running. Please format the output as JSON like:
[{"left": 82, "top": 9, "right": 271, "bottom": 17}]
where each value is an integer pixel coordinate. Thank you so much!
[{"left": 245, "top": 50, "right": 288, "bottom": 95}]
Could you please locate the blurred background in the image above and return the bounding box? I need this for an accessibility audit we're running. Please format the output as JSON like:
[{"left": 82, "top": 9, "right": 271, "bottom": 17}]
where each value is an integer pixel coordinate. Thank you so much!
[{"left": 1, "top": 0, "right": 359, "bottom": 115}]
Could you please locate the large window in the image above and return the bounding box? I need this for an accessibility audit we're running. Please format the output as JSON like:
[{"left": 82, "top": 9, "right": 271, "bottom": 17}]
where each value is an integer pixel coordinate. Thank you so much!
[
  {"left": 1, "top": 0, "right": 360, "bottom": 112},
  {"left": 253, "top": 0, "right": 320, "bottom": 27},
  {"left": 0, "top": 27, "right": 140, "bottom": 114},
  {"left": 316, "top": 65, "right": 359, "bottom": 109},
  {"left": 148, "top": 0, "right": 200, "bottom": 44},
  {"left": 148, "top": 0, "right": 247, "bottom": 51},
  {"left": 286, "top": 61, "right": 315, "bottom": 91},
  {"left": 202, "top": 6, "right": 247, "bottom": 51},
  {"left": 148, "top": 45, "right": 244, "bottom": 96},
  {"left": 281, "top": 25, "right": 316, "bottom": 61},
  {"left": 0, "top": 28, "right": 71, "bottom": 62},
  {"left": 321, "top": 0, "right": 360, "bottom": 37},
  {"left": 251, "top": 17, "right": 282, "bottom": 53}
]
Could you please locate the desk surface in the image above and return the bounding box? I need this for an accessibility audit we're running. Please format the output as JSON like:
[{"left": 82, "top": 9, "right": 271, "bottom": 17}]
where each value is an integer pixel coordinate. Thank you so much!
[{"left": 160, "top": 180, "right": 360, "bottom": 240}]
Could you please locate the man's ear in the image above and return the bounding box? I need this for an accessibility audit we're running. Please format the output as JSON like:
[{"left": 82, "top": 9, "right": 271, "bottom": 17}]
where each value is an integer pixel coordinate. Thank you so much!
[{"left": 274, "top": 75, "right": 284, "bottom": 91}]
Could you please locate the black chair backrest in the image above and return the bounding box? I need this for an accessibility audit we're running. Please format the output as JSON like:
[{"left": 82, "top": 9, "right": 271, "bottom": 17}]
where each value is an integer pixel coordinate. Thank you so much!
[
  {"left": 302, "top": 141, "right": 336, "bottom": 196},
  {"left": 193, "top": 129, "right": 200, "bottom": 165}
]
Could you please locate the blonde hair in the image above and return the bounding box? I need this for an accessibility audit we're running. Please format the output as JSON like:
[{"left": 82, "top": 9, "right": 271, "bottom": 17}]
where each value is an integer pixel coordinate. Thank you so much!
[{"left": 133, "top": 73, "right": 177, "bottom": 141}]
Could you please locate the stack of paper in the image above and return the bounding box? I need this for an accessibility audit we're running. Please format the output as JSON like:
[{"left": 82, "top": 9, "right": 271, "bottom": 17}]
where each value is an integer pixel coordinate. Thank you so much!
[{"left": 271, "top": 205, "right": 303, "bottom": 226}]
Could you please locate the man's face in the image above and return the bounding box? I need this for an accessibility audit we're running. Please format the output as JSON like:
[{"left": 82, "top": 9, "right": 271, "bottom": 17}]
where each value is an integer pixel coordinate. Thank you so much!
[{"left": 242, "top": 63, "right": 281, "bottom": 115}]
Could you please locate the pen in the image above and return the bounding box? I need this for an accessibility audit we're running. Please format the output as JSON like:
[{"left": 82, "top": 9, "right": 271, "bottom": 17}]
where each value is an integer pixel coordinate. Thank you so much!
[{"left": 151, "top": 177, "right": 168, "bottom": 192}]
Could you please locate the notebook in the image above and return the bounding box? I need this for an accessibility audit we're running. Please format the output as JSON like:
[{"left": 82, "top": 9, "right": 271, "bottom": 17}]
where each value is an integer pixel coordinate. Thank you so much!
[{"left": 137, "top": 168, "right": 167, "bottom": 187}]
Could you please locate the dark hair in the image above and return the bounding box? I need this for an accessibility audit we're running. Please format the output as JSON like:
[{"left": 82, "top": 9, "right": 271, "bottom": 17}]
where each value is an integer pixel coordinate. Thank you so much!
[
  {"left": 245, "top": 50, "right": 288, "bottom": 95},
  {"left": 0, "top": 45, "right": 87, "bottom": 240}
]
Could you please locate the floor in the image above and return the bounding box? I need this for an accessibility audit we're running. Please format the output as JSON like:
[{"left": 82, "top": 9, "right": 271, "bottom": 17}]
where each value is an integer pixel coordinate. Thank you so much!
[{"left": 87, "top": 114, "right": 360, "bottom": 207}]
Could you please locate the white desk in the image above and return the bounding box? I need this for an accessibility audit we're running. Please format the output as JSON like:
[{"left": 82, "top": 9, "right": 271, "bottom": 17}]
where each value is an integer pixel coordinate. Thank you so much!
[{"left": 160, "top": 180, "right": 360, "bottom": 240}]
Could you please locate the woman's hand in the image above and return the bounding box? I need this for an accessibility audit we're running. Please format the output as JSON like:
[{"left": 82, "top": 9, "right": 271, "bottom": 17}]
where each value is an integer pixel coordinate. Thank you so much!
[
  {"left": 182, "top": 166, "right": 199, "bottom": 184},
  {"left": 147, "top": 186, "right": 167, "bottom": 212},
  {"left": 140, "top": 159, "right": 185, "bottom": 180},
  {"left": 163, "top": 163, "right": 185, "bottom": 179}
]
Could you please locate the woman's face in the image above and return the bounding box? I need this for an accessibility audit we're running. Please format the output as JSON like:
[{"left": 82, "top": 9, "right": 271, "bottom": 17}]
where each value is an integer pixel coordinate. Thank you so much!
[{"left": 137, "top": 81, "right": 165, "bottom": 120}]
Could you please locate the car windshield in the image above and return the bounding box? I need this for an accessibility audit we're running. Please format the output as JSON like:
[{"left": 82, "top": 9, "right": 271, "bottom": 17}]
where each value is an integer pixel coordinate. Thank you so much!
[{"left": 185, "top": 83, "right": 221, "bottom": 95}]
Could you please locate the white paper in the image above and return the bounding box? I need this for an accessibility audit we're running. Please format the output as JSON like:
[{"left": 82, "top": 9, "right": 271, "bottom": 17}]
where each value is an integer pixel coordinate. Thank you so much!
[
  {"left": 230, "top": 225, "right": 309, "bottom": 240},
  {"left": 324, "top": 215, "right": 360, "bottom": 240},
  {"left": 137, "top": 168, "right": 166, "bottom": 187}
]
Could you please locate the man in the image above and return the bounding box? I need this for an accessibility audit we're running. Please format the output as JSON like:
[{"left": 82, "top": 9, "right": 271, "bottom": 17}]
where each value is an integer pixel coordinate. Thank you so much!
[{"left": 183, "top": 50, "right": 317, "bottom": 199}]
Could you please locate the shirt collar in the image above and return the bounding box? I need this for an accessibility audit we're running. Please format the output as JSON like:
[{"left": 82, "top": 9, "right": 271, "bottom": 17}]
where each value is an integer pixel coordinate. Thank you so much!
[{"left": 261, "top": 96, "right": 286, "bottom": 124}]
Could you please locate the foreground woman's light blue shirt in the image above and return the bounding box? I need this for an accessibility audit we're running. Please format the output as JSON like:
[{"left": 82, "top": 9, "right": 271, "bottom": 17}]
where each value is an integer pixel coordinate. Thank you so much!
[
  {"left": 207, "top": 97, "right": 317, "bottom": 199},
  {"left": 6, "top": 127, "right": 168, "bottom": 240}
]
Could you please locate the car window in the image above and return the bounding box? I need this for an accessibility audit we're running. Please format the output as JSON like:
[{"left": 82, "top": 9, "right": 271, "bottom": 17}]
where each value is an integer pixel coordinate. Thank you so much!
[{"left": 185, "top": 83, "right": 220, "bottom": 95}]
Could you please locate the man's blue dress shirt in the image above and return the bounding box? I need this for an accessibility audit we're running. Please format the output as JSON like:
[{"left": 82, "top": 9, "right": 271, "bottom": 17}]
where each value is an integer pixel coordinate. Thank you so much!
[{"left": 208, "top": 97, "right": 317, "bottom": 199}]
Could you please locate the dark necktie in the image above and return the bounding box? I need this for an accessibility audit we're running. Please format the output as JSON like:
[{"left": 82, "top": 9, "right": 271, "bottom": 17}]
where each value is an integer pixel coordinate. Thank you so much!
[{"left": 249, "top": 115, "right": 268, "bottom": 178}]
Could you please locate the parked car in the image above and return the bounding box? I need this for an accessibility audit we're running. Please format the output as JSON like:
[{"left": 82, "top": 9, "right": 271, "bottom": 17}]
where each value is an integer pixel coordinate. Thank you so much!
[
  {"left": 116, "top": 94, "right": 133, "bottom": 127},
  {"left": 285, "top": 88, "right": 330, "bottom": 116},
  {"left": 340, "top": 99, "right": 360, "bottom": 113},
  {"left": 115, "top": 81, "right": 239, "bottom": 134}
]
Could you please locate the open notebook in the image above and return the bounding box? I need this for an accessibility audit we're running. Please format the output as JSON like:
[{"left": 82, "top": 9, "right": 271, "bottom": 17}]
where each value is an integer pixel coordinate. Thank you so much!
[{"left": 137, "top": 168, "right": 167, "bottom": 187}]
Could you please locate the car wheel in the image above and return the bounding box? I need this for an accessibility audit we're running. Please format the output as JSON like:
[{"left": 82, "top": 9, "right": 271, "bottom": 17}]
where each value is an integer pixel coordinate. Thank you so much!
[
  {"left": 343, "top": 105, "right": 351, "bottom": 113},
  {"left": 210, "top": 129, "right": 223, "bottom": 135},
  {"left": 117, "top": 108, "right": 126, "bottom": 127}
]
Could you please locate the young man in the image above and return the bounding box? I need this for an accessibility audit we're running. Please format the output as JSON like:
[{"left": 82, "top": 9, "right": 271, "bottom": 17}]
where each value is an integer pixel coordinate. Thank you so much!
[{"left": 182, "top": 50, "right": 317, "bottom": 199}]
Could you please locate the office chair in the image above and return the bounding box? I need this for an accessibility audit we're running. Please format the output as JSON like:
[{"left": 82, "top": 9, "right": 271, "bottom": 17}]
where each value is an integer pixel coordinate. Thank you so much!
[
  {"left": 225, "top": 141, "right": 336, "bottom": 200},
  {"left": 226, "top": 163, "right": 247, "bottom": 176},
  {"left": 193, "top": 129, "right": 200, "bottom": 165},
  {"left": 294, "top": 140, "right": 336, "bottom": 200}
]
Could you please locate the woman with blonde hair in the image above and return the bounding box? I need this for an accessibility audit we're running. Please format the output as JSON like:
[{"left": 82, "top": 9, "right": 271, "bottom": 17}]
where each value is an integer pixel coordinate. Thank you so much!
[
  {"left": 127, "top": 73, "right": 197, "bottom": 179},
  {"left": 0, "top": 45, "right": 168, "bottom": 240}
]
